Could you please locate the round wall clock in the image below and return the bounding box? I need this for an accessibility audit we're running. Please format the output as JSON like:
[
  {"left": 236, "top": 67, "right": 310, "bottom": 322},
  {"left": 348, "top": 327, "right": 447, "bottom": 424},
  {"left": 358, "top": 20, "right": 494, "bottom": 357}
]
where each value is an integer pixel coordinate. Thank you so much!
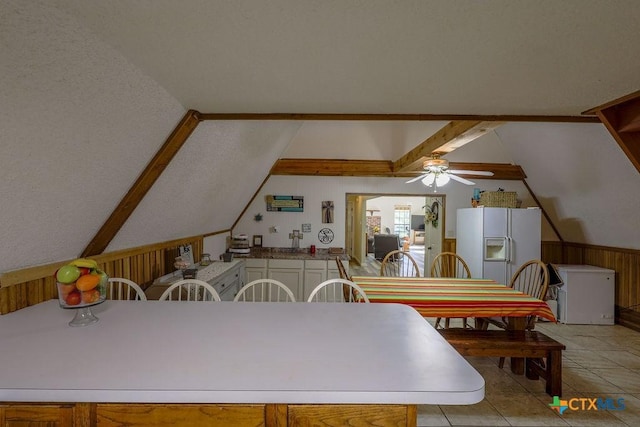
[{"left": 318, "top": 228, "right": 334, "bottom": 244}]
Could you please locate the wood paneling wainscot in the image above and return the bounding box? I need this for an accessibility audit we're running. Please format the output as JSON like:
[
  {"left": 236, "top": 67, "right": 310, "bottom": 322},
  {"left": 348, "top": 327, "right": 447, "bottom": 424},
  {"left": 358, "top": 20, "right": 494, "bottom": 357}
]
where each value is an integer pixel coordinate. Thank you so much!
[
  {"left": 0, "top": 236, "right": 205, "bottom": 315},
  {"left": 2, "top": 238, "right": 639, "bottom": 328}
]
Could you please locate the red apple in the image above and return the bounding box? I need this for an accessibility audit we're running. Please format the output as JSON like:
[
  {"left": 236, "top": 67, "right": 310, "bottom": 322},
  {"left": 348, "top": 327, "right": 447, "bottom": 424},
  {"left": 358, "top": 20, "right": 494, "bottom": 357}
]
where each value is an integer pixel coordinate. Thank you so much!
[{"left": 65, "top": 291, "right": 81, "bottom": 306}]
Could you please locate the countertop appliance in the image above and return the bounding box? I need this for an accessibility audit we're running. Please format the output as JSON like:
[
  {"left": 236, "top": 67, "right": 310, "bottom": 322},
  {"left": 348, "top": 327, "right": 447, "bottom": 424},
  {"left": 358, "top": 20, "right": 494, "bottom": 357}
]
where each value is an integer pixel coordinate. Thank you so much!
[
  {"left": 556, "top": 264, "right": 615, "bottom": 325},
  {"left": 456, "top": 207, "right": 541, "bottom": 285},
  {"left": 229, "top": 234, "right": 250, "bottom": 254}
]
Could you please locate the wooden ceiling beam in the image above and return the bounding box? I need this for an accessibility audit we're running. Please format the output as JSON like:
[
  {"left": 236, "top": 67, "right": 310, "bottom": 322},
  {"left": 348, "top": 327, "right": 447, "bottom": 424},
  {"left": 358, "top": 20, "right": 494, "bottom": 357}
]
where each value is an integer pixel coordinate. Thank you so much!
[
  {"left": 584, "top": 91, "right": 640, "bottom": 174},
  {"left": 200, "top": 112, "right": 598, "bottom": 123},
  {"left": 393, "top": 121, "right": 504, "bottom": 172},
  {"left": 270, "top": 159, "right": 525, "bottom": 180},
  {"left": 81, "top": 110, "right": 202, "bottom": 257},
  {"left": 271, "top": 159, "right": 396, "bottom": 177},
  {"left": 393, "top": 121, "right": 479, "bottom": 172}
]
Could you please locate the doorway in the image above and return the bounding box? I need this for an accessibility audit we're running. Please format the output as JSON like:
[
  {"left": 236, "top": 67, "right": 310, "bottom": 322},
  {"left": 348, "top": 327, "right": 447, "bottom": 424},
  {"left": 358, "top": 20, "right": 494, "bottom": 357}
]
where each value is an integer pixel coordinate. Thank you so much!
[{"left": 346, "top": 193, "right": 445, "bottom": 277}]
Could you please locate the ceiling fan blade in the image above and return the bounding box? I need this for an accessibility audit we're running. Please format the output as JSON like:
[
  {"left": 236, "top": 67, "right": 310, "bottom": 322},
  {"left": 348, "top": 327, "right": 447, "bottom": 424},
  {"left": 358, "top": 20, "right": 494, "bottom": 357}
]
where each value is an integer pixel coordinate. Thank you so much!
[
  {"left": 448, "top": 169, "right": 494, "bottom": 176},
  {"left": 405, "top": 173, "right": 429, "bottom": 184},
  {"left": 448, "top": 174, "right": 476, "bottom": 185}
]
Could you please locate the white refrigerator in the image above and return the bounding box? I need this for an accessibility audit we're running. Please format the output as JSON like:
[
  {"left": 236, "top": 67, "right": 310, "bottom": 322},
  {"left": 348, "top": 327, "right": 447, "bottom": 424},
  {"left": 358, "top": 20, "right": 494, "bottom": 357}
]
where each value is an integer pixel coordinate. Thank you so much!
[{"left": 456, "top": 207, "right": 541, "bottom": 285}]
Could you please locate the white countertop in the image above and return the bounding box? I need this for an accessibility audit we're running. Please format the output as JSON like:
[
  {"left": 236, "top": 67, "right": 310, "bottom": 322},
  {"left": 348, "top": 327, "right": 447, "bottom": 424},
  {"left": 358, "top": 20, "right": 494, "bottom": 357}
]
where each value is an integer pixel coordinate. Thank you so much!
[
  {"left": 0, "top": 300, "right": 484, "bottom": 405},
  {"left": 153, "top": 259, "right": 243, "bottom": 286}
]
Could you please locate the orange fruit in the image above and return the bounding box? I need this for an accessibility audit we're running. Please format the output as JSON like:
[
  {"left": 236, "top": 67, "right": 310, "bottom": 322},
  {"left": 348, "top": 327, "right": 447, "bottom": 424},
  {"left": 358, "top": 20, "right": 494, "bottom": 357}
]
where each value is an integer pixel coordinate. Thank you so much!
[
  {"left": 76, "top": 274, "right": 100, "bottom": 291},
  {"left": 81, "top": 289, "right": 101, "bottom": 304}
]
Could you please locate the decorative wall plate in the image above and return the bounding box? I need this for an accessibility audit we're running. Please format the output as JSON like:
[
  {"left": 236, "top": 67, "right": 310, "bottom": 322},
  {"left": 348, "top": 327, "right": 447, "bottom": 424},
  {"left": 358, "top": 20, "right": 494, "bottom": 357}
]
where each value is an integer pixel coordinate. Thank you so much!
[{"left": 318, "top": 228, "right": 334, "bottom": 244}]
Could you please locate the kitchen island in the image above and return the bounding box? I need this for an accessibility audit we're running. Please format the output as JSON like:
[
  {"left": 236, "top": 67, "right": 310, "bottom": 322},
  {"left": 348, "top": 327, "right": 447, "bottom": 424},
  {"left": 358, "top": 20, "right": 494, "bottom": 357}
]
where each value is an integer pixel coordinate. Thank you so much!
[
  {"left": 0, "top": 300, "right": 484, "bottom": 426},
  {"left": 146, "top": 259, "right": 246, "bottom": 300}
]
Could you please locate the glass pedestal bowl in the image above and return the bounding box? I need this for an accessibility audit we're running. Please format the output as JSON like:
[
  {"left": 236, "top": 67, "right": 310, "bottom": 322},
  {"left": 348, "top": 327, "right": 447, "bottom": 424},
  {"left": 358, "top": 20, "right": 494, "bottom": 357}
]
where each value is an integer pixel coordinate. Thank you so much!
[{"left": 57, "top": 278, "right": 107, "bottom": 327}]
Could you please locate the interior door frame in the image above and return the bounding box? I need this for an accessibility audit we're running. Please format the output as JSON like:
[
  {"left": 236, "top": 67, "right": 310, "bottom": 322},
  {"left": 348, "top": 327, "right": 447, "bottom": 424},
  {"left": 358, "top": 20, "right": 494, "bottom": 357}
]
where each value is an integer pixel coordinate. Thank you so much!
[{"left": 346, "top": 192, "right": 446, "bottom": 271}]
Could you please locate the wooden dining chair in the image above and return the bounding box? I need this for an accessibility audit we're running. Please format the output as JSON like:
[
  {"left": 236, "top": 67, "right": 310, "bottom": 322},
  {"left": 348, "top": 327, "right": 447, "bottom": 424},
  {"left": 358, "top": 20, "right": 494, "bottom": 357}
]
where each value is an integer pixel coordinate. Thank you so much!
[
  {"left": 480, "top": 259, "right": 550, "bottom": 368},
  {"left": 380, "top": 250, "right": 420, "bottom": 277},
  {"left": 335, "top": 256, "right": 351, "bottom": 280},
  {"left": 430, "top": 252, "right": 471, "bottom": 329},
  {"left": 234, "top": 279, "right": 296, "bottom": 302},
  {"left": 158, "top": 279, "right": 221, "bottom": 302},
  {"left": 335, "top": 256, "right": 357, "bottom": 301},
  {"left": 106, "top": 278, "right": 147, "bottom": 301},
  {"left": 307, "top": 279, "right": 370, "bottom": 303}
]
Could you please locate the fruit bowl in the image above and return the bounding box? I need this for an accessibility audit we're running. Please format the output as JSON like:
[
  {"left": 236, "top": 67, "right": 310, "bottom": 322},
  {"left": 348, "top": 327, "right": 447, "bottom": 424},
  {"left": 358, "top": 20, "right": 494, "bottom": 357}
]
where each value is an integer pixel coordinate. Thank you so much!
[{"left": 55, "top": 259, "right": 108, "bottom": 327}]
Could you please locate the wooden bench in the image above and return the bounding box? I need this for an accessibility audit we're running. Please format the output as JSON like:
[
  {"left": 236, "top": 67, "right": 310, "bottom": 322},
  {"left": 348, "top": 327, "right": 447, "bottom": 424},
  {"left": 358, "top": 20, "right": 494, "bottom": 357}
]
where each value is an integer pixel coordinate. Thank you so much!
[{"left": 438, "top": 329, "right": 566, "bottom": 396}]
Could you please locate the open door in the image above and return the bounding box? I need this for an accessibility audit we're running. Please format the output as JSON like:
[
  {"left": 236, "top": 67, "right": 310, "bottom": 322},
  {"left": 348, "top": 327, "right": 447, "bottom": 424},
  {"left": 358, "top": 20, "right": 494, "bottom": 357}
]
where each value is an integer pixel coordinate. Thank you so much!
[{"left": 424, "top": 195, "right": 445, "bottom": 276}]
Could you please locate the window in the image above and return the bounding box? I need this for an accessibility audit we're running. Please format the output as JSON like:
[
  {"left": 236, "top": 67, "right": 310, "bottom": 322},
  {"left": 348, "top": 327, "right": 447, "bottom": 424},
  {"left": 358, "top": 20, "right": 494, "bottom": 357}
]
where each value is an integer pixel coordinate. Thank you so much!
[{"left": 393, "top": 206, "right": 411, "bottom": 238}]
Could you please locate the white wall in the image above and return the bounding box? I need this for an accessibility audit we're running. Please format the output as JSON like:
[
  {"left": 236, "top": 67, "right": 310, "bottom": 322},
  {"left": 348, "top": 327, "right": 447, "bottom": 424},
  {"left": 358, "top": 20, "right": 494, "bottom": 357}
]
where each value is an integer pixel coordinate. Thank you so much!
[
  {"left": 233, "top": 175, "right": 547, "bottom": 250},
  {"left": 0, "top": 1, "right": 185, "bottom": 272}
]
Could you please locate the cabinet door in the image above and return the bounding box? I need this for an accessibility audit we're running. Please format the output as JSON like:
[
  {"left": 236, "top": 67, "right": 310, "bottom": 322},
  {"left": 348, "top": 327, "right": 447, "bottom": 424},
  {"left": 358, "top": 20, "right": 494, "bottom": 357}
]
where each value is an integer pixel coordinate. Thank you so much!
[
  {"left": 0, "top": 404, "right": 75, "bottom": 426},
  {"left": 246, "top": 268, "right": 267, "bottom": 283},
  {"left": 268, "top": 269, "right": 304, "bottom": 302},
  {"left": 303, "top": 269, "right": 327, "bottom": 301}
]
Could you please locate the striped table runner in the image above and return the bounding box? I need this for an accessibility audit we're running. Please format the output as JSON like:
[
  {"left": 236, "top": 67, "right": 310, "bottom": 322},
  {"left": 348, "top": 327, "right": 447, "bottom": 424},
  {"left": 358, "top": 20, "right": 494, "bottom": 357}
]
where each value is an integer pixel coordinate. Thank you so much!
[{"left": 352, "top": 276, "right": 556, "bottom": 322}]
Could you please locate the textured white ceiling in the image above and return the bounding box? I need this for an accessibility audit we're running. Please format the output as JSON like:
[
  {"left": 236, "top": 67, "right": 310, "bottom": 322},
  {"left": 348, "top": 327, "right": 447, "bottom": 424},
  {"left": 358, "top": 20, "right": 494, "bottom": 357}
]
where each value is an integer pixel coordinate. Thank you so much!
[
  {"left": 2, "top": 0, "right": 640, "bottom": 275},
  {"left": 52, "top": 0, "right": 640, "bottom": 115}
]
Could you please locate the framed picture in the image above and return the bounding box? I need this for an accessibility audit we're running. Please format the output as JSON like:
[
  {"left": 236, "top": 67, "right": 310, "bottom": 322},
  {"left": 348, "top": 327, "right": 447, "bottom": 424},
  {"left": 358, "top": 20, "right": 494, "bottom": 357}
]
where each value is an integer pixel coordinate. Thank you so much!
[{"left": 253, "top": 235, "right": 263, "bottom": 247}]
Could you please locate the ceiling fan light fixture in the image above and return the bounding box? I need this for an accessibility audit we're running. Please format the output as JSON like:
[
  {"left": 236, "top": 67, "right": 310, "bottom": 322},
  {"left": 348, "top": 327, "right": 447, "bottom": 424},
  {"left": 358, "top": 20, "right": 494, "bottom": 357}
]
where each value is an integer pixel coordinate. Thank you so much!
[
  {"left": 435, "top": 173, "right": 450, "bottom": 186},
  {"left": 423, "top": 156, "right": 449, "bottom": 171},
  {"left": 421, "top": 174, "right": 436, "bottom": 186}
]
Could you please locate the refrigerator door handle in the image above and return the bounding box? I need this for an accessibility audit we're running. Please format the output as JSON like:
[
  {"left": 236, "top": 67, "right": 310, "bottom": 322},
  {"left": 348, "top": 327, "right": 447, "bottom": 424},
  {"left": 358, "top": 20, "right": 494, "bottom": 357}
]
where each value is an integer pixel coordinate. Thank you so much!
[{"left": 505, "top": 236, "right": 512, "bottom": 263}]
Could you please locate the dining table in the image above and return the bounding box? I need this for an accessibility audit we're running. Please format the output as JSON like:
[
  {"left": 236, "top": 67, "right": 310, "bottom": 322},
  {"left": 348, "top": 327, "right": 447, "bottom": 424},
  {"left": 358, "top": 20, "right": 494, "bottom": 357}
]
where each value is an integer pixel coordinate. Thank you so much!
[{"left": 352, "top": 275, "right": 557, "bottom": 375}]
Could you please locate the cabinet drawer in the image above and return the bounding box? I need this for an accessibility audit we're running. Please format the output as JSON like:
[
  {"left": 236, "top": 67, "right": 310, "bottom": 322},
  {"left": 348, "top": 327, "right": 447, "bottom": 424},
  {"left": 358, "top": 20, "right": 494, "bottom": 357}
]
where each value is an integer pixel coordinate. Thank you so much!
[
  {"left": 305, "top": 260, "right": 327, "bottom": 270},
  {"left": 245, "top": 258, "right": 268, "bottom": 268},
  {"left": 268, "top": 259, "right": 304, "bottom": 269}
]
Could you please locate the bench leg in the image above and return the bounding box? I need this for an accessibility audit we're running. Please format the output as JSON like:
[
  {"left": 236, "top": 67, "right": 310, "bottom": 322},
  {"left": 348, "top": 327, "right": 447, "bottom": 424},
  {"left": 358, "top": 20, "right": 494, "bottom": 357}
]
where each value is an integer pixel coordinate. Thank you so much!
[{"left": 546, "top": 350, "right": 562, "bottom": 397}]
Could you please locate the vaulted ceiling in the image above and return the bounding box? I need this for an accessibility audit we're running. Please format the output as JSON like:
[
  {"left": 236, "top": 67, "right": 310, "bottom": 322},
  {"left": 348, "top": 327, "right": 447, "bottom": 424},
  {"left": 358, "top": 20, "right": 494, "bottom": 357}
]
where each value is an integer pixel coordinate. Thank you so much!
[
  {"left": 2, "top": 0, "right": 640, "bottom": 274},
  {"left": 53, "top": 0, "right": 639, "bottom": 116}
]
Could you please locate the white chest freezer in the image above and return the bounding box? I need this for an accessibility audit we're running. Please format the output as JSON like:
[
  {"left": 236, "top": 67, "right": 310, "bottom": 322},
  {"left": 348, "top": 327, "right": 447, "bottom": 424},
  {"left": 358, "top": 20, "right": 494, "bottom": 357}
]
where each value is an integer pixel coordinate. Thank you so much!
[{"left": 556, "top": 264, "right": 615, "bottom": 325}]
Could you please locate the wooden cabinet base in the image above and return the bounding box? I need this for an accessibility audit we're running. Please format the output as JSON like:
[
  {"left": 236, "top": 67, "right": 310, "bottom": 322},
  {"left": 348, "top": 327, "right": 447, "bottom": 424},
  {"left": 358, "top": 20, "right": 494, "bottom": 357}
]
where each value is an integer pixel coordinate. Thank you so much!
[{"left": 1, "top": 403, "right": 417, "bottom": 427}]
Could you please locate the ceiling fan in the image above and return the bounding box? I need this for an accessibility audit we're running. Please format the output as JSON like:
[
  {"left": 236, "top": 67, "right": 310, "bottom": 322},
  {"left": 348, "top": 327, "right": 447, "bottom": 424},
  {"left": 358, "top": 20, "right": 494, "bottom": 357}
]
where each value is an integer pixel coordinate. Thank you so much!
[{"left": 405, "top": 154, "right": 494, "bottom": 188}]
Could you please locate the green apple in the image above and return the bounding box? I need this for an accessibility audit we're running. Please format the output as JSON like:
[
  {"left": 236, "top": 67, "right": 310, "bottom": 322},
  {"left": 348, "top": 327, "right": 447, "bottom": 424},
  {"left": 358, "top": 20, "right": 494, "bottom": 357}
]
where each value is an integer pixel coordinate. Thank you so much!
[{"left": 56, "top": 264, "right": 81, "bottom": 284}]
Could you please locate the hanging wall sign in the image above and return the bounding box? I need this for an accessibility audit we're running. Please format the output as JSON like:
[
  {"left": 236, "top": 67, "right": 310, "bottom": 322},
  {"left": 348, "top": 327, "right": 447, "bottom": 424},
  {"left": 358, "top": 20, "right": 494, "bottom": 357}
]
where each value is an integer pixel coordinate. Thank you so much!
[
  {"left": 266, "top": 195, "right": 304, "bottom": 212},
  {"left": 322, "top": 201, "right": 334, "bottom": 223}
]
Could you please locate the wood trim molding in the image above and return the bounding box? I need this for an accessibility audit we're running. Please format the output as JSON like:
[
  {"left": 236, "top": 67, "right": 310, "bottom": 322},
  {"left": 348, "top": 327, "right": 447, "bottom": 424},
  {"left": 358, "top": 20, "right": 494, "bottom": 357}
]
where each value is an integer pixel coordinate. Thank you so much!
[
  {"left": 232, "top": 174, "right": 273, "bottom": 233},
  {"left": 81, "top": 110, "right": 202, "bottom": 256},
  {"left": 200, "top": 113, "right": 599, "bottom": 123},
  {"left": 583, "top": 91, "right": 640, "bottom": 174},
  {"left": 522, "top": 179, "right": 563, "bottom": 242},
  {"left": 270, "top": 159, "right": 526, "bottom": 180}
]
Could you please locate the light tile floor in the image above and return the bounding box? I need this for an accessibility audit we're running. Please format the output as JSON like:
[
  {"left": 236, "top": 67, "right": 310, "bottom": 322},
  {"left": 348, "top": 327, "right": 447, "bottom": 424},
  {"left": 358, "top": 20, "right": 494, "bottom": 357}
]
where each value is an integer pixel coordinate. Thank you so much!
[
  {"left": 350, "top": 259, "right": 640, "bottom": 426},
  {"left": 416, "top": 319, "right": 640, "bottom": 426}
]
